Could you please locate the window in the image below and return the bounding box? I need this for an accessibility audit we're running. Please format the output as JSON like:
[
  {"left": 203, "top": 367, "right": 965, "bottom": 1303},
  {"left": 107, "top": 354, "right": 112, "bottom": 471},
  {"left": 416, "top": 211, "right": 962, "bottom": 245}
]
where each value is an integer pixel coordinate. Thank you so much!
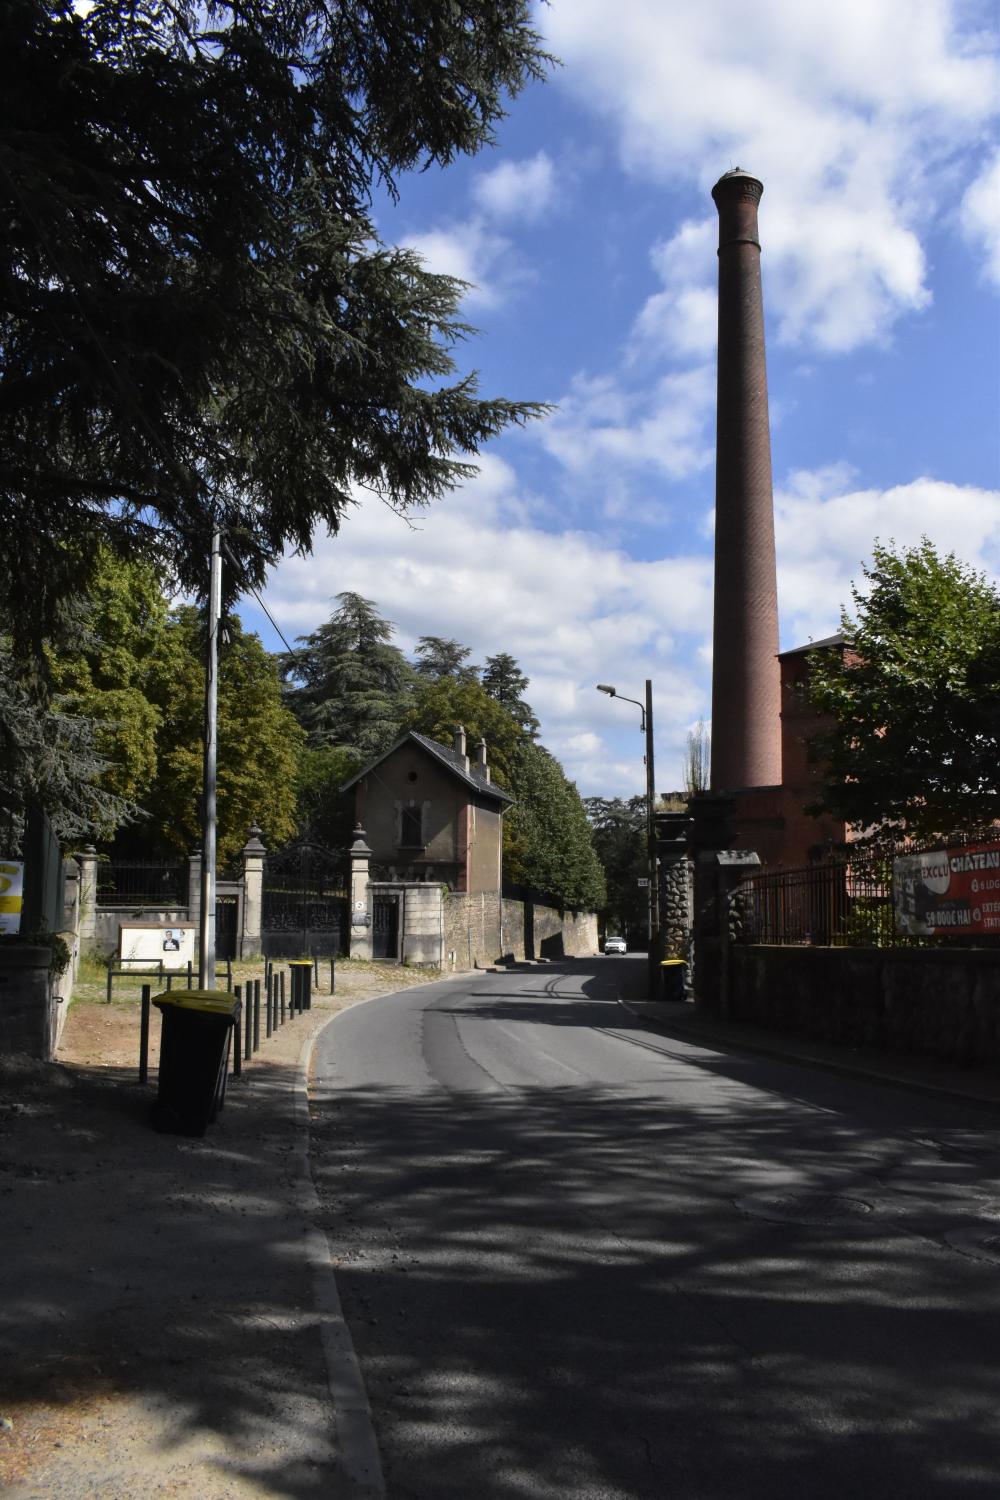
[{"left": 400, "top": 805, "right": 423, "bottom": 848}]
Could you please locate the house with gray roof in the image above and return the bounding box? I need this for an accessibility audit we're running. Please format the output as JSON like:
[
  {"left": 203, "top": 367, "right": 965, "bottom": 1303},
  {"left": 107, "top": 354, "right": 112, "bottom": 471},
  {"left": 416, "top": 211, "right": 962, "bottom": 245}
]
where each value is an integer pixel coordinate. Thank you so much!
[{"left": 340, "top": 726, "right": 513, "bottom": 893}]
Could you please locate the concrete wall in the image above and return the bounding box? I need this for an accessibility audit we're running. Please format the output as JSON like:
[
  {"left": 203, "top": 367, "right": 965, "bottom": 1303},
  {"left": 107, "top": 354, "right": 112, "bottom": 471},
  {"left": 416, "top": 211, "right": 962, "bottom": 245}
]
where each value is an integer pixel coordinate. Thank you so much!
[
  {"left": 730, "top": 945, "right": 1000, "bottom": 1066},
  {"left": 400, "top": 883, "right": 444, "bottom": 967}
]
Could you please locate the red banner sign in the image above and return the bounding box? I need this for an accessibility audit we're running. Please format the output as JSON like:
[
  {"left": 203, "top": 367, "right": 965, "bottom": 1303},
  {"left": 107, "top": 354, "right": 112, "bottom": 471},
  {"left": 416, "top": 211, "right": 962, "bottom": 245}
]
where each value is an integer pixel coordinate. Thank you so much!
[{"left": 894, "top": 842, "right": 1000, "bottom": 936}]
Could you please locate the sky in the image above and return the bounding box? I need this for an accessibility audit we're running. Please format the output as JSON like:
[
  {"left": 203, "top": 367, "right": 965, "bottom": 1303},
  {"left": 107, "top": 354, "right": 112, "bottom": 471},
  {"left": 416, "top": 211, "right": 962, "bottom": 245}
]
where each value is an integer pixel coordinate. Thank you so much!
[{"left": 242, "top": 0, "right": 1000, "bottom": 801}]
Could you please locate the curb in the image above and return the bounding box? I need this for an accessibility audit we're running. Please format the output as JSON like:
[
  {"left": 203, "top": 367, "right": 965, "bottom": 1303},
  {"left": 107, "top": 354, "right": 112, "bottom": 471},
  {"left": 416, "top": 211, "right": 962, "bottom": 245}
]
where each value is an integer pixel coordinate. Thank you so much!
[
  {"left": 294, "top": 1017, "right": 386, "bottom": 1500},
  {"left": 617, "top": 997, "right": 1000, "bottom": 1113}
]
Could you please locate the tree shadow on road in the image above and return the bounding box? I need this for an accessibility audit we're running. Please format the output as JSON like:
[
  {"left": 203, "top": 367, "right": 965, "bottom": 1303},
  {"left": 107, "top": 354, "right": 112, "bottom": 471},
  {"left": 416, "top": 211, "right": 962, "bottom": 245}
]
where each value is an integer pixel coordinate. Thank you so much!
[{"left": 310, "top": 995, "right": 1000, "bottom": 1500}]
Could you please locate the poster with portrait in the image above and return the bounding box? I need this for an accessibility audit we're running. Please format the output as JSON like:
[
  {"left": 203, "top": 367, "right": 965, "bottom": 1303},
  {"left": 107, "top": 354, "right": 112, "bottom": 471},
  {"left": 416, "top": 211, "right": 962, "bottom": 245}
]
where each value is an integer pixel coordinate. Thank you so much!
[
  {"left": 118, "top": 923, "right": 196, "bottom": 970},
  {"left": 894, "top": 842, "right": 1000, "bottom": 937}
]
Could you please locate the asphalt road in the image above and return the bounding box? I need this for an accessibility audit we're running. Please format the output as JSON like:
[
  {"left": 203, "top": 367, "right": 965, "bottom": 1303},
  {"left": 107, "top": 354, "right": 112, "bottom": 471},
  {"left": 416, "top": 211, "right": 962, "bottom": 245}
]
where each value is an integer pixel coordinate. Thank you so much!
[{"left": 310, "top": 956, "right": 1000, "bottom": 1499}]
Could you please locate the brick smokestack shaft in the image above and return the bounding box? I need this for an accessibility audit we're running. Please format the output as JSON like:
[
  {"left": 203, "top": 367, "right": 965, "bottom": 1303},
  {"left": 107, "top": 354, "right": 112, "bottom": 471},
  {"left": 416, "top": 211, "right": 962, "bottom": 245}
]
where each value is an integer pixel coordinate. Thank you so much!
[{"left": 709, "top": 169, "right": 782, "bottom": 791}]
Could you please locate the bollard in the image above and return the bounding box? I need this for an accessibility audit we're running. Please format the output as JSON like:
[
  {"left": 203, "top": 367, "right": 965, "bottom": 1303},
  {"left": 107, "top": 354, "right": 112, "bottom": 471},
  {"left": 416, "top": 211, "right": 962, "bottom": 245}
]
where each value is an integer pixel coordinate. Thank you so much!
[
  {"left": 253, "top": 979, "right": 261, "bottom": 1052},
  {"left": 233, "top": 987, "right": 242, "bottom": 1075},
  {"left": 244, "top": 979, "right": 252, "bottom": 1061},
  {"left": 280, "top": 969, "right": 286, "bottom": 1024},
  {"left": 313, "top": 953, "right": 319, "bottom": 987},
  {"left": 139, "top": 983, "right": 151, "bottom": 1085},
  {"left": 187, "top": 959, "right": 193, "bottom": 990},
  {"left": 226, "top": 958, "right": 233, "bottom": 990},
  {"left": 330, "top": 956, "right": 336, "bottom": 995},
  {"left": 106, "top": 966, "right": 113, "bottom": 1006},
  {"left": 265, "top": 968, "right": 273, "bottom": 1036}
]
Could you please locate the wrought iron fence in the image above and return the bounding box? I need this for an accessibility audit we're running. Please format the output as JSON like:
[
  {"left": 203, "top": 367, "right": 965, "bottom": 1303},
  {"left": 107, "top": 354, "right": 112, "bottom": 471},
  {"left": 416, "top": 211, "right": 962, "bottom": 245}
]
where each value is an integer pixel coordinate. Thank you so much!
[
  {"left": 737, "top": 832, "right": 1000, "bottom": 949},
  {"left": 96, "top": 857, "right": 188, "bottom": 907}
]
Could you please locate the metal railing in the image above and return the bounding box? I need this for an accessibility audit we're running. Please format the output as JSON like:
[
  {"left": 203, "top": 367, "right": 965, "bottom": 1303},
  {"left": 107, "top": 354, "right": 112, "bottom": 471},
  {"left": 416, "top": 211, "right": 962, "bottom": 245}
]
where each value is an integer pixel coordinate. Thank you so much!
[
  {"left": 96, "top": 858, "right": 188, "bottom": 906},
  {"left": 737, "top": 831, "right": 1000, "bottom": 949}
]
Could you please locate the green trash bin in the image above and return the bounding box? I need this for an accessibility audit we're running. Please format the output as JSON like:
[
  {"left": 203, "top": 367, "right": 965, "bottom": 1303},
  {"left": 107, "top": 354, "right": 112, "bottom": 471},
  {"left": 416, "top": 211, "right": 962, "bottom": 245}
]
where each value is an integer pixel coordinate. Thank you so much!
[
  {"left": 150, "top": 990, "right": 241, "bottom": 1137},
  {"left": 659, "top": 959, "right": 687, "bottom": 1002}
]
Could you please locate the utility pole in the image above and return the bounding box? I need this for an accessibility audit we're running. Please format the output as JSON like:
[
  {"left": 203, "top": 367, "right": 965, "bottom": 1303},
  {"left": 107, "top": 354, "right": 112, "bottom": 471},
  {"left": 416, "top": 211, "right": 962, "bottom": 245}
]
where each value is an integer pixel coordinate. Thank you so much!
[
  {"left": 644, "top": 679, "right": 659, "bottom": 999},
  {"left": 198, "top": 526, "right": 222, "bottom": 990}
]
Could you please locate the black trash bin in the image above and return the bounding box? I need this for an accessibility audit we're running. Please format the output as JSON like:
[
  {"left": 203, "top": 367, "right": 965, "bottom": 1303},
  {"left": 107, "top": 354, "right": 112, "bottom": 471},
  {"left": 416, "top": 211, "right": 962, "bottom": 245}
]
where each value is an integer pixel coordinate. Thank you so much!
[
  {"left": 659, "top": 959, "right": 687, "bottom": 1001},
  {"left": 289, "top": 959, "right": 312, "bottom": 1015},
  {"left": 150, "top": 990, "right": 241, "bottom": 1137}
]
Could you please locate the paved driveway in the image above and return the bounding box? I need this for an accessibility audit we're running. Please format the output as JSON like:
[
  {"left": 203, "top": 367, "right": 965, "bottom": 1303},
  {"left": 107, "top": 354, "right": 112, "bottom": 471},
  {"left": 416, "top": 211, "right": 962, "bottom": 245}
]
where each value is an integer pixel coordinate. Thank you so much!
[{"left": 311, "top": 957, "right": 1000, "bottom": 1499}]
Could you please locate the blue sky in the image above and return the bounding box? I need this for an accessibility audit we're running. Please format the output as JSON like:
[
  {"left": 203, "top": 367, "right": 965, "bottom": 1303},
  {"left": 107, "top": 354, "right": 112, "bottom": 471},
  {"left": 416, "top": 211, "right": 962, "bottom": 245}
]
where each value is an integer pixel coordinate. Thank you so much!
[{"left": 244, "top": 0, "right": 1000, "bottom": 799}]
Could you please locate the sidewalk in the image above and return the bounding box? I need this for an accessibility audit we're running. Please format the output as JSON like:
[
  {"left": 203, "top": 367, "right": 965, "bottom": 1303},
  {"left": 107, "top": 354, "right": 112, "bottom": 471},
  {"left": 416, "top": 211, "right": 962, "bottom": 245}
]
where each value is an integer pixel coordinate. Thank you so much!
[
  {"left": 619, "top": 995, "right": 1000, "bottom": 1111},
  {"left": 0, "top": 968, "right": 445, "bottom": 1500}
]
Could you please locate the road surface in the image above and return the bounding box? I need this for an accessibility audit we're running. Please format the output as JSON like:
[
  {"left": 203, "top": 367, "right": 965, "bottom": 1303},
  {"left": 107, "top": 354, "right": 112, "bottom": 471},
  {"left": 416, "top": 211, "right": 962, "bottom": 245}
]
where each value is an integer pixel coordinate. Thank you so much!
[{"left": 310, "top": 956, "right": 1000, "bottom": 1499}]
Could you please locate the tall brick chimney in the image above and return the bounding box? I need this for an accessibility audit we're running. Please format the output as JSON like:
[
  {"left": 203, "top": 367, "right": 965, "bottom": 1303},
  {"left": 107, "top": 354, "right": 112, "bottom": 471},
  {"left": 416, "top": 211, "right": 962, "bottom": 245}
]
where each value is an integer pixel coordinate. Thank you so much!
[{"left": 709, "top": 168, "right": 782, "bottom": 791}]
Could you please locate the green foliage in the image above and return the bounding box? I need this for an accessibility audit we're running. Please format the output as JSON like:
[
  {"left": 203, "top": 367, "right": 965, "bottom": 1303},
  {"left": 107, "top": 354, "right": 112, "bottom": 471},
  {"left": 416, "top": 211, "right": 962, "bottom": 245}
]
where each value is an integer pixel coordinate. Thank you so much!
[
  {"left": 0, "top": 0, "right": 549, "bottom": 659},
  {"left": 414, "top": 636, "right": 479, "bottom": 682},
  {"left": 281, "top": 593, "right": 414, "bottom": 760},
  {"left": 131, "top": 607, "right": 305, "bottom": 865},
  {"left": 807, "top": 539, "right": 1000, "bottom": 841},
  {"left": 48, "top": 548, "right": 169, "bottom": 802},
  {"left": 294, "top": 744, "right": 362, "bottom": 849},
  {"left": 505, "top": 742, "right": 606, "bottom": 911},
  {"left": 402, "top": 675, "right": 524, "bottom": 789},
  {"left": 0, "top": 647, "right": 134, "bottom": 847},
  {"left": 584, "top": 796, "right": 648, "bottom": 937},
  {"left": 481, "top": 651, "right": 539, "bottom": 736}
]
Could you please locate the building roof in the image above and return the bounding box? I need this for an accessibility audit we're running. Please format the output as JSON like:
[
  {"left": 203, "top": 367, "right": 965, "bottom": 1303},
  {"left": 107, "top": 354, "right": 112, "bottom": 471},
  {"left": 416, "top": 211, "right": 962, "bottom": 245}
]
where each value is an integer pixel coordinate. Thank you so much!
[
  {"left": 340, "top": 730, "right": 515, "bottom": 805},
  {"left": 778, "top": 632, "right": 846, "bottom": 659}
]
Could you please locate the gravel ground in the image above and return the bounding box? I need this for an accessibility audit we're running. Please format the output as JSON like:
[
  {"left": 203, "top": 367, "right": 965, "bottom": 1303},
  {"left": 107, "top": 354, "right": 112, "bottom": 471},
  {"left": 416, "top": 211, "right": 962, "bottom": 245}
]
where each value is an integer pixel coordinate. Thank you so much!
[{"left": 0, "top": 960, "right": 442, "bottom": 1499}]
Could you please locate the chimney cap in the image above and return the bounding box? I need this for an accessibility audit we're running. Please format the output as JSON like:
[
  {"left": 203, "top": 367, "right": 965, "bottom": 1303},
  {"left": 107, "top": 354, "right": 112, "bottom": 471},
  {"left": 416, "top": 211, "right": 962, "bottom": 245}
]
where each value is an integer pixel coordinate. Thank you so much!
[{"left": 712, "top": 167, "right": 763, "bottom": 198}]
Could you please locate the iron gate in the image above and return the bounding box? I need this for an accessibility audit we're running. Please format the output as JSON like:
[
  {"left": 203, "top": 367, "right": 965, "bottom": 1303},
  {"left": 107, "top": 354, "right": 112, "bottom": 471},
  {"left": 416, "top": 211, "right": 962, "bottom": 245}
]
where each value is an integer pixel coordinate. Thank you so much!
[
  {"left": 372, "top": 893, "right": 399, "bottom": 960},
  {"left": 262, "top": 841, "right": 347, "bottom": 958}
]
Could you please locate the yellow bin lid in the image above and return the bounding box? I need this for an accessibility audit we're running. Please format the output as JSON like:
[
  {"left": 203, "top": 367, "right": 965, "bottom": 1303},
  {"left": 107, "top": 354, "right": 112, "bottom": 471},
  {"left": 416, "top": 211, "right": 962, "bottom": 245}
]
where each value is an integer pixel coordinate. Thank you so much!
[
  {"left": 660, "top": 959, "right": 687, "bottom": 968},
  {"left": 151, "top": 989, "right": 240, "bottom": 1018},
  {"left": 288, "top": 959, "right": 313, "bottom": 967}
]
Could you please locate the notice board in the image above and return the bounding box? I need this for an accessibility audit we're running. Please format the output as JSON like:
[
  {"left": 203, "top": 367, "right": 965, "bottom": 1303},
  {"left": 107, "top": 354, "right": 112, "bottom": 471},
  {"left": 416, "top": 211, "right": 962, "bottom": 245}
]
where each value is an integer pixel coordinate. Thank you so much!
[{"left": 118, "top": 922, "right": 196, "bottom": 970}]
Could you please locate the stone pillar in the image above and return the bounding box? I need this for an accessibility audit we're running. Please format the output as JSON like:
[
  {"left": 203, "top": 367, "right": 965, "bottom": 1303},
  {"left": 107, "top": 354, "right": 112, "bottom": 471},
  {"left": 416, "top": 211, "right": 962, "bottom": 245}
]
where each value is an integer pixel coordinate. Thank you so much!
[
  {"left": 348, "top": 826, "right": 373, "bottom": 960},
  {"left": 710, "top": 169, "right": 782, "bottom": 791},
  {"left": 689, "top": 793, "right": 734, "bottom": 1012},
  {"left": 240, "top": 825, "right": 266, "bottom": 960},
  {"left": 656, "top": 813, "right": 693, "bottom": 965},
  {"left": 187, "top": 851, "right": 202, "bottom": 925},
  {"left": 78, "top": 845, "right": 98, "bottom": 953}
]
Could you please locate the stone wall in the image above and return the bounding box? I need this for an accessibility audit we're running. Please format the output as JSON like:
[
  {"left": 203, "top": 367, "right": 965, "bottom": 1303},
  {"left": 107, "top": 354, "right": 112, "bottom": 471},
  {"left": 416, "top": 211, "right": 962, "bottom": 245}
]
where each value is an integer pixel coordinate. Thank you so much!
[
  {"left": 442, "top": 891, "right": 598, "bottom": 970},
  {"left": 0, "top": 946, "right": 58, "bottom": 1059},
  {"left": 730, "top": 945, "right": 1000, "bottom": 1066},
  {"left": 443, "top": 891, "right": 502, "bottom": 970},
  {"left": 660, "top": 856, "right": 693, "bottom": 962}
]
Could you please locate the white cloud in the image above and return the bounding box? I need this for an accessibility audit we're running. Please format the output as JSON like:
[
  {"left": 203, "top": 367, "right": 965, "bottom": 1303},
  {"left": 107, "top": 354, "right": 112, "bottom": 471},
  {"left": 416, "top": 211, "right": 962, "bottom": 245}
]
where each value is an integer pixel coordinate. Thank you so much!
[
  {"left": 539, "top": 365, "right": 715, "bottom": 486},
  {"left": 401, "top": 220, "right": 514, "bottom": 309},
  {"left": 961, "top": 147, "right": 1000, "bottom": 288},
  {"left": 541, "top": 0, "right": 999, "bottom": 352},
  {"left": 261, "top": 458, "right": 712, "bottom": 796},
  {"left": 472, "top": 151, "right": 557, "bottom": 222},
  {"left": 775, "top": 470, "right": 1000, "bottom": 645}
]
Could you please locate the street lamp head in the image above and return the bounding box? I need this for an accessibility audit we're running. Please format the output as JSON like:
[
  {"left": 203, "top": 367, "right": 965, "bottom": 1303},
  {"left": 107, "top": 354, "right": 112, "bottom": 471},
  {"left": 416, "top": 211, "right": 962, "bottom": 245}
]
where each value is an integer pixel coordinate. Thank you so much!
[{"left": 596, "top": 684, "right": 617, "bottom": 697}]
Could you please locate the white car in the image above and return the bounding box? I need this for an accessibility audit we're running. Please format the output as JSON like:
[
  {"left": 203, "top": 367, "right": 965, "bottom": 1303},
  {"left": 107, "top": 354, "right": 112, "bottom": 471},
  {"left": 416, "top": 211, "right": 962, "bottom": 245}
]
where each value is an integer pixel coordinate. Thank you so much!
[{"left": 603, "top": 936, "right": 627, "bottom": 955}]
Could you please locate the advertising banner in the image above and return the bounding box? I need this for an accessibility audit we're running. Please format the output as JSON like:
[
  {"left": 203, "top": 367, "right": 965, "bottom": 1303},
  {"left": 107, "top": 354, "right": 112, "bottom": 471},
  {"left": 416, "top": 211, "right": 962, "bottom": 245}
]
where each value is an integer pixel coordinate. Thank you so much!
[
  {"left": 894, "top": 842, "right": 1000, "bottom": 937},
  {"left": 0, "top": 860, "right": 24, "bottom": 936}
]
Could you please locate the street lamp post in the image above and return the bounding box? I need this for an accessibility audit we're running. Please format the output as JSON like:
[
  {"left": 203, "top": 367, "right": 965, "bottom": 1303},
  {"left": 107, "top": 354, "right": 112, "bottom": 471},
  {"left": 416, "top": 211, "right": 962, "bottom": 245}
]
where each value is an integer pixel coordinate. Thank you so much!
[{"left": 597, "top": 681, "right": 659, "bottom": 997}]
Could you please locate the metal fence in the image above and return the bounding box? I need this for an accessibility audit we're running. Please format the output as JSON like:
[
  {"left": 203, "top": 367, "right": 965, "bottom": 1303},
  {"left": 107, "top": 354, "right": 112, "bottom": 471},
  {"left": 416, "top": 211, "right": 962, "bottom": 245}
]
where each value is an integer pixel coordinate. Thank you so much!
[
  {"left": 737, "top": 832, "right": 1000, "bottom": 949},
  {"left": 96, "top": 858, "right": 188, "bottom": 906}
]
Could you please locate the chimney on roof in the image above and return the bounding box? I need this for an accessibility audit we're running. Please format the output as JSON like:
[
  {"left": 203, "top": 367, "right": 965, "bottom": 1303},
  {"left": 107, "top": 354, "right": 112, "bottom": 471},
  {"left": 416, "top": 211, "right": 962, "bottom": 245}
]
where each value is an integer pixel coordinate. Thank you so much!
[
  {"left": 476, "top": 739, "right": 490, "bottom": 783},
  {"left": 453, "top": 724, "right": 468, "bottom": 772}
]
